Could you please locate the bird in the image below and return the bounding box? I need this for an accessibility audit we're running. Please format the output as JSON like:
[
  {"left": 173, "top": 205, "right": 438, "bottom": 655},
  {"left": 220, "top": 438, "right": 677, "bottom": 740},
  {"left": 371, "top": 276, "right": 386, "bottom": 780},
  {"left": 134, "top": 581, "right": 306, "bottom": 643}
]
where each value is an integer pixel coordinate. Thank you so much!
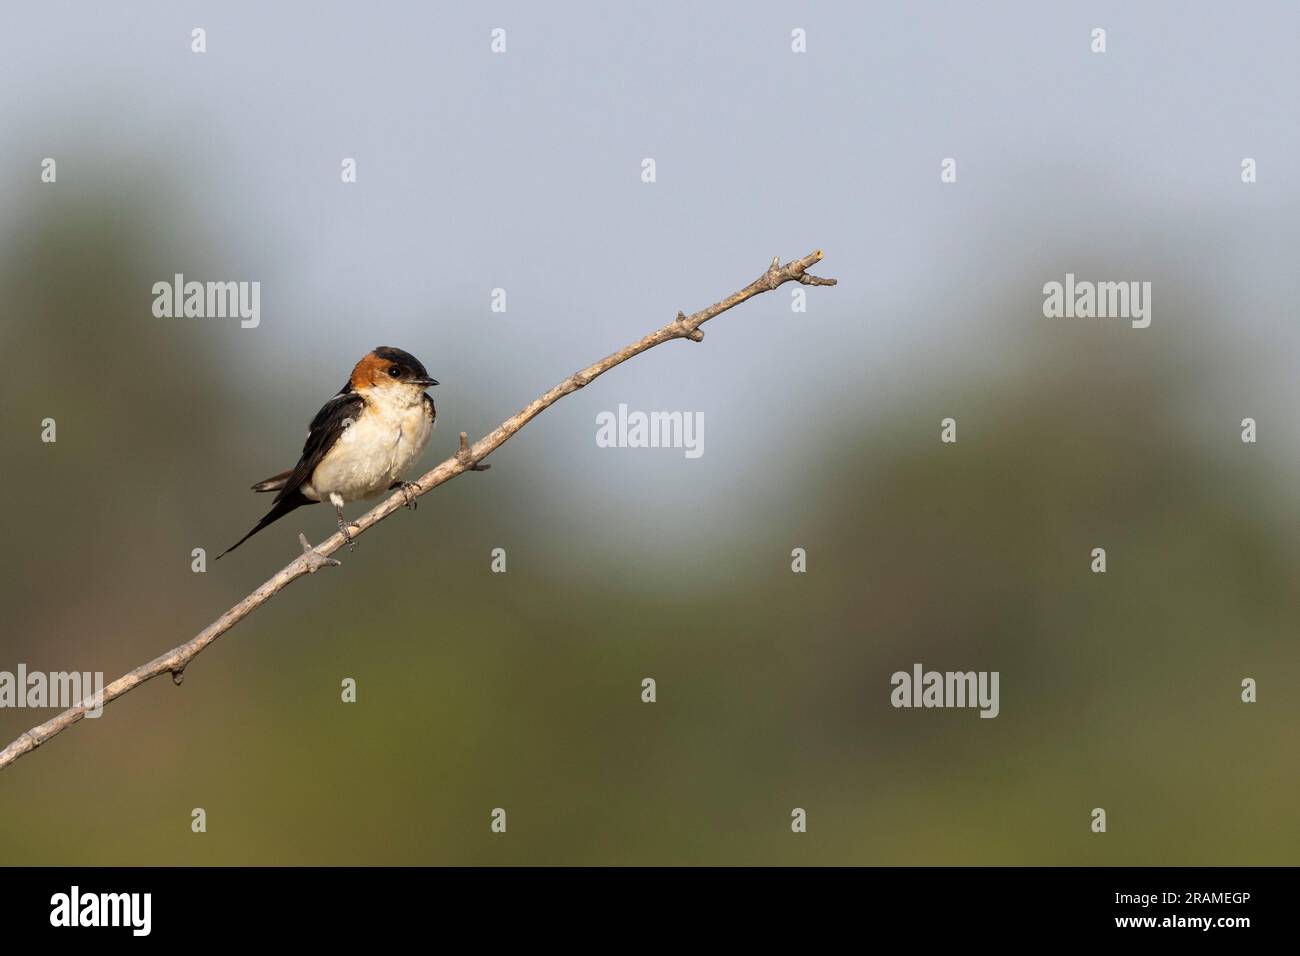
[{"left": 216, "top": 346, "right": 438, "bottom": 559}]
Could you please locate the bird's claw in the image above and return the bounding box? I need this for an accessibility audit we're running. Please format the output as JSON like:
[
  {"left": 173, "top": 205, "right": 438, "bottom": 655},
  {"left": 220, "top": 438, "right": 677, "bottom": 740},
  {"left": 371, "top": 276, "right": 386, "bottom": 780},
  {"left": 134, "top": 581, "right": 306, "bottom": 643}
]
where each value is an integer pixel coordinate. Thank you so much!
[
  {"left": 391, "top": 480, "right": 420, "bottom": 510},
  {"left": 335, "top": 513, "right": 361, "bottom": 551}
]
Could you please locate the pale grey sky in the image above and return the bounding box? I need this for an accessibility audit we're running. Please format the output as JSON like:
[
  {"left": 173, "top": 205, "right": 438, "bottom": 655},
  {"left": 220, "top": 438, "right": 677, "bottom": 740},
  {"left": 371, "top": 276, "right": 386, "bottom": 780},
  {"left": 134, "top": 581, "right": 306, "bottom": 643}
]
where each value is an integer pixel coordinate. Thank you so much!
[{"left": 2, "top": 0, "right": 1296, "bottom": 549}]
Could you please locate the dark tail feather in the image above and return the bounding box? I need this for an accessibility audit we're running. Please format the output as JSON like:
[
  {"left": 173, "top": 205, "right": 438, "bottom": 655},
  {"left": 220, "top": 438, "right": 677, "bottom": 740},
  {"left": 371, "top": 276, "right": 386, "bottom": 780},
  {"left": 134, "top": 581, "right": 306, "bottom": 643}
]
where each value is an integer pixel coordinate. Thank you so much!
[
  {"left": 215, "top": 492, "right": 314, "bottom": 560},
  {"left": 251, "top": 468, "right": 294, "bottom": 493}
]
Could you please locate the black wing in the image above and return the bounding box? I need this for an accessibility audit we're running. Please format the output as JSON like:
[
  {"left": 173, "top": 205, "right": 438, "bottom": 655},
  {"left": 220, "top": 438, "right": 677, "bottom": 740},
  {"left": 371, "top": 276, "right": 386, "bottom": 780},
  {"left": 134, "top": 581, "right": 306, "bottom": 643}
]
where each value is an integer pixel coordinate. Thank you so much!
[
  {"left": 273, "top": 391, "right": 367, "bottom": 504},
  {"left": 214, "top": 391, "right": 365, "bottom": 559},
  {"left": 423, "top": 392, "right": 436, "bottom": 427}
]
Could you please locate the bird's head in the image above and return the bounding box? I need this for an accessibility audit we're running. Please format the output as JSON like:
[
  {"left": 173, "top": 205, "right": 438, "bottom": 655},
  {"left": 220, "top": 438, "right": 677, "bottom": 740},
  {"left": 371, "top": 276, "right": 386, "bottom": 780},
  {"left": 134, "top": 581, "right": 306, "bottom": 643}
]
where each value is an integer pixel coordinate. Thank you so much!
[{"left": 349, "top": 346, "right": 438, "bottom": 399}]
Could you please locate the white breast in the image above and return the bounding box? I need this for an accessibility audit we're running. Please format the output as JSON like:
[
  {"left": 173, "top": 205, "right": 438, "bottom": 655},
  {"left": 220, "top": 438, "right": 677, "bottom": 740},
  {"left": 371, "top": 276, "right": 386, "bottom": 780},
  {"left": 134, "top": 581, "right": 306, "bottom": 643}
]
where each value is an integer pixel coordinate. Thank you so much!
[{"left": 307, "top": 392, "right": 433, "bottom": 503}]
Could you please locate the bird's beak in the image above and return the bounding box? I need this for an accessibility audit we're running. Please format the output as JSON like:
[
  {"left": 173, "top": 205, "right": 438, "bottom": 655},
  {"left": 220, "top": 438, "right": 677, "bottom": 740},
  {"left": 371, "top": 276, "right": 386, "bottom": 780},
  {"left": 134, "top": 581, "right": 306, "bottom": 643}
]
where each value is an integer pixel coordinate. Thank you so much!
[{"left": 414, "top": 377, "right": 439, "bottom": 388}]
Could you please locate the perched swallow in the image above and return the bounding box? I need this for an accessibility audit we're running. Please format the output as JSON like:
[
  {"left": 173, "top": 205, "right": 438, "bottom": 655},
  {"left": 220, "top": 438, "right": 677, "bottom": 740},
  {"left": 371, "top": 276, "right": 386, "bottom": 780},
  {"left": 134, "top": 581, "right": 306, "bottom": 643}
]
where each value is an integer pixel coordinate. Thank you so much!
[{"left": 216, "top": 346, "right": 437, "bottom": 559}]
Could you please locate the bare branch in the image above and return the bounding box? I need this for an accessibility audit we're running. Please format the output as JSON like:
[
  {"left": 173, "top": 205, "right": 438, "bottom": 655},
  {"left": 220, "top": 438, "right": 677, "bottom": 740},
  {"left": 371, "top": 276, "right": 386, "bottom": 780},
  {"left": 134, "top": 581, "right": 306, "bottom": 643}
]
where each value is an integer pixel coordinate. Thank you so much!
[{"left": 0, "top": 251, "right": 836, "bottom": 772}]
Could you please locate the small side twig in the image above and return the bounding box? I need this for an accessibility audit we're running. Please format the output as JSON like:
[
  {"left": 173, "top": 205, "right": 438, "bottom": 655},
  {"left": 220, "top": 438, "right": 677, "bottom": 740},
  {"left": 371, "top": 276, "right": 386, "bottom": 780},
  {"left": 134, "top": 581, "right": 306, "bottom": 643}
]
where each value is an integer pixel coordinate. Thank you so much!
[
  {"left": 457, "top": 432, "right": 491, "bottom": 471},
  {"left": 298, "top": 532, "right": 342, "bottom": 573}
]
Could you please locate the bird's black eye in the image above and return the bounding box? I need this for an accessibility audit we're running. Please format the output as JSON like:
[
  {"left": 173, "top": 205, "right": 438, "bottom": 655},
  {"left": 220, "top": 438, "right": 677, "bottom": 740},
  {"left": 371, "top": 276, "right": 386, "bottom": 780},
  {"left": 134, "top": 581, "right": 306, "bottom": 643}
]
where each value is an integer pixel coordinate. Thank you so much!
[{"left": 388, "top": 366, "right": 402, "bottom": 378}]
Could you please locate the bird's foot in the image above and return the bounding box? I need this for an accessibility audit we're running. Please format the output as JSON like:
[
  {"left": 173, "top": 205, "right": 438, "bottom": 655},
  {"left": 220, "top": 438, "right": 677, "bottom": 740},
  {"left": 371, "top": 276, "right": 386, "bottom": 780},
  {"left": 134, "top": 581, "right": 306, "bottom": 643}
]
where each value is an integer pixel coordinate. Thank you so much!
[
  {"left": 335, "top": 511, "right": 361, "bottom": 551},
  {"left": 390, "top": 480, "right": 420, "bottom": 510}
]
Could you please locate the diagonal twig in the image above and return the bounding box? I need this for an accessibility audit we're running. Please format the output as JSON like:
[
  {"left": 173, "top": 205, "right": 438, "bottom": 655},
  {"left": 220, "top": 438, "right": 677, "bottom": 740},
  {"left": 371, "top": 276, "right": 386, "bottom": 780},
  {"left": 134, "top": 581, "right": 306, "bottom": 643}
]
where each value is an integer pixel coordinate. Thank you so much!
[{"left": 0, "top": 250, "right": 836, "bottom": 772}]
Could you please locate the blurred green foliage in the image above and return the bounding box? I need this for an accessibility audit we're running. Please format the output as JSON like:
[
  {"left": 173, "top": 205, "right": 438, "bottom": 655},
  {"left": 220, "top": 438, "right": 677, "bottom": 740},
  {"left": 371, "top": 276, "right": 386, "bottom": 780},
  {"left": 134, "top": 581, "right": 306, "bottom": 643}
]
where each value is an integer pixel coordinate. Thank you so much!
[{"left": 1, "top": 173, "right": 1297, "bottom": 868}]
